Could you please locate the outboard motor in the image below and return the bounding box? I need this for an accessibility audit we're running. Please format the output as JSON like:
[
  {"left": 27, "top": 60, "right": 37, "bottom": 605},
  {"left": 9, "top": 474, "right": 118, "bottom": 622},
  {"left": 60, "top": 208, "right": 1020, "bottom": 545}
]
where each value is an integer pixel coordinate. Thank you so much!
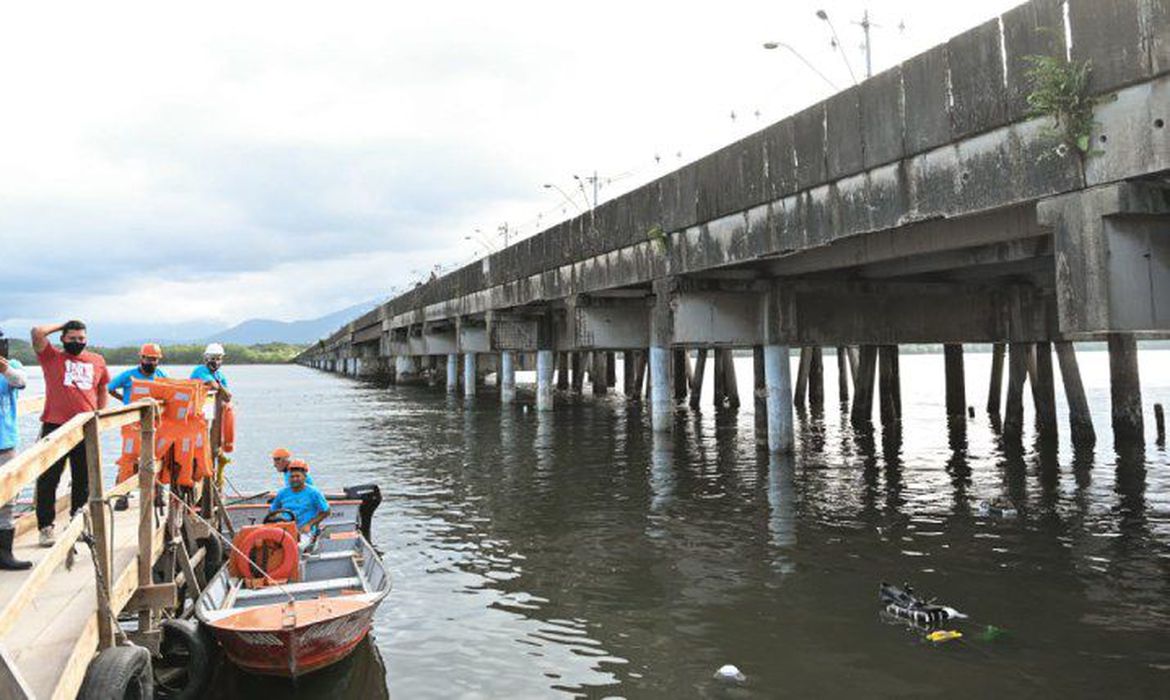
[{"left": 344, "top": 484, "right": 382, "bottom": 541}]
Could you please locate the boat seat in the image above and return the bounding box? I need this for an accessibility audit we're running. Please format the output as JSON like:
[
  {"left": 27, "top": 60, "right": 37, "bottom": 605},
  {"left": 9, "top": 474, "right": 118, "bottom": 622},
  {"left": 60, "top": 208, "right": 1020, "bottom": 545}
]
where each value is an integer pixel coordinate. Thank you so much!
[
  {"left": 235, "top": 576, "right": 363, "bottom": 600},
  {"left": 307, "top": 550, "right": 356, "bottom": 562}
]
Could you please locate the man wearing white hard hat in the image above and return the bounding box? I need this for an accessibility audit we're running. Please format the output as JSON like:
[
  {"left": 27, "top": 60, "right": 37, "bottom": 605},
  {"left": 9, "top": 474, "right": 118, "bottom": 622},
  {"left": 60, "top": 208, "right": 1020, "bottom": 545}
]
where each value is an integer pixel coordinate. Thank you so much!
[{"left": 190, "top": 342, "right": 232, "bottom": 402}]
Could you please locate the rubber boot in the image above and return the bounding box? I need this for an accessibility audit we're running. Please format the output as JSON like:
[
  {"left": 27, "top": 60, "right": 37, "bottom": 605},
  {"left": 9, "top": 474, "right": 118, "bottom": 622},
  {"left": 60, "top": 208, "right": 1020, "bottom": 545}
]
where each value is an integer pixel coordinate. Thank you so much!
[{"left": 0, "top": 528, "right": 31, "bottom": 570}]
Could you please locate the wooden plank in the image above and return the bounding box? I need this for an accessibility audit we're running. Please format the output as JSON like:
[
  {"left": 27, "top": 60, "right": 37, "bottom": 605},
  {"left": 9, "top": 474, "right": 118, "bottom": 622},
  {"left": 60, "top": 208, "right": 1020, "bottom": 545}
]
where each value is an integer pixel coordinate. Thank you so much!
[
  {"left": 0, "top": 511, "right": 87, "bottom": 637},
  {"left": 175, "top": 540, "right": 203, "bottom": 599},
  {"left": 0, "top": 414, "right": 90, "bottom": 506},
  {"left": 138, "top": 403, "right": 156, "bottom": 635},
  {"left": 82, "top": 419, "right": 114, "bottom": 651},
  {"left": 125, "top": 583, "right": 176, "bottom": 612}
]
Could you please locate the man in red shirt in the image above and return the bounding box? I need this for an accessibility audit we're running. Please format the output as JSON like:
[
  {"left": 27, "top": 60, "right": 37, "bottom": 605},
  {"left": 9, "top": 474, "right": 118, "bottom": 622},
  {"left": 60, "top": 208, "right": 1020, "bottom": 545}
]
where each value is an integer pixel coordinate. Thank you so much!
[{"left": 31, "top": 320, "right": 110, "bottom": 547}]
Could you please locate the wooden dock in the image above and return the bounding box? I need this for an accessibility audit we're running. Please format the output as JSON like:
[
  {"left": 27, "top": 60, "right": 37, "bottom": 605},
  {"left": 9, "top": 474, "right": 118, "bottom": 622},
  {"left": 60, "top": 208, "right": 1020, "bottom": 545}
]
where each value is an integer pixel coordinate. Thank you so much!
[{"left": 0, "top": 395, "right": 222, "bottom": 699}]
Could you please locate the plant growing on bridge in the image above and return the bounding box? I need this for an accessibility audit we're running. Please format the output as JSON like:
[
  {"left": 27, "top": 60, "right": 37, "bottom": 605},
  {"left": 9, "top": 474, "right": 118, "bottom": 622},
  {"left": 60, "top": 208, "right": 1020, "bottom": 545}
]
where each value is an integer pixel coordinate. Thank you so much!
[
  {"left": 646, "top": 224, "right": 668, "bottom": 253},
  {"left": 1024, "top": 54, "right": 1097, "bottom": 158}
]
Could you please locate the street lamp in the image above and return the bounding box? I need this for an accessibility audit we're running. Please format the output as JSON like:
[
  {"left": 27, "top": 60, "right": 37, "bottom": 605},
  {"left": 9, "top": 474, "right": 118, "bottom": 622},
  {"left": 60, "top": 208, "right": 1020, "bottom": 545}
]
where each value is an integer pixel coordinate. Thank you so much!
[
  {"left": 464, "top": 235, "right": 494, "bottom": 254},
  {"left": 815, "top": 9, "right": 858, "bottom": 84},
  {"left": 762, "top": 41, "right": 839, "bottom": 91}
]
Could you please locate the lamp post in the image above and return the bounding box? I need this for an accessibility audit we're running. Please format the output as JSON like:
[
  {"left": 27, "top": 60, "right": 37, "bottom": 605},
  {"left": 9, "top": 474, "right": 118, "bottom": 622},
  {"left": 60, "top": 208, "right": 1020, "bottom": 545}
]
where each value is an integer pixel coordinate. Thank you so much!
[
  {"left": 761, "top": 41, "right": 839, "bottom": 91},
  {"left": 815, "top": 9, "right": 857, "bottom": 85},
  {"left": 543, "top": 183, "right": 584, "bottom": 212}
]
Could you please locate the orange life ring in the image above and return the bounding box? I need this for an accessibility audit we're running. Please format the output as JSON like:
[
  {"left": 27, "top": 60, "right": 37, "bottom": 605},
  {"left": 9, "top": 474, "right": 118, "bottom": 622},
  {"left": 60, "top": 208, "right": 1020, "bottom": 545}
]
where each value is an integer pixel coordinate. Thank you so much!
[
  {"left": 230, "top": 526, "right": 298, "bottom": 582},
  {"left": 220, "top": 403, "right": 236, "bottom": 453}
]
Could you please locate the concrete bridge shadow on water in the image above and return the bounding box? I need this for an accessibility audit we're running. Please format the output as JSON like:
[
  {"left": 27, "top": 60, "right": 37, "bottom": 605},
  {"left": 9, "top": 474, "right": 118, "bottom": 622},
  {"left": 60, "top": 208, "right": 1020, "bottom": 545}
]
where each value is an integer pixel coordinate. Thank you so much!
[{"left": 300, "top": 0, "right": 1170, "bottom": 455}]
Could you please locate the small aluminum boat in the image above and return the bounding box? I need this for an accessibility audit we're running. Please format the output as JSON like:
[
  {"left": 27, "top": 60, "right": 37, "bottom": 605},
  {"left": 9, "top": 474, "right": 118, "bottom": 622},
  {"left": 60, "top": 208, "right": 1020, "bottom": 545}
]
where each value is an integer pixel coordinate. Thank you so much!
[{"left": 195, "top": 488, "right": 389, "bottom": 677}]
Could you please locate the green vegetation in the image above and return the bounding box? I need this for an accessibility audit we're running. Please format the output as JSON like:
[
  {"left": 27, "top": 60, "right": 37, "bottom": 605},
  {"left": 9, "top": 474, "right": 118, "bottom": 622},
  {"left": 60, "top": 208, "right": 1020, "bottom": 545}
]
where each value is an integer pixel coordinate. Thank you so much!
[
  {"left": 5, "top": 338, "right": 303, "bottom": 366},
  {"left": 1024, "top": 54, "right": 1097, "bottom": 158},
  {"left": 646, "top": 224, "right": 668, "bottom": 253}
]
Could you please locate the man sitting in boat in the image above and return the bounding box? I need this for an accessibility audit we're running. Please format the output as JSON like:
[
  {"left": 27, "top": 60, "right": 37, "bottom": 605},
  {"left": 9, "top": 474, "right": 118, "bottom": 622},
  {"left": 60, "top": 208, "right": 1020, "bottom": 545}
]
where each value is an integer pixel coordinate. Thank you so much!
[
  {"left": 271, "top": 447, "right": 314, "bottom": 487},
  {"left": 268, "top": 461, "right": 329, "bottom": 549}
]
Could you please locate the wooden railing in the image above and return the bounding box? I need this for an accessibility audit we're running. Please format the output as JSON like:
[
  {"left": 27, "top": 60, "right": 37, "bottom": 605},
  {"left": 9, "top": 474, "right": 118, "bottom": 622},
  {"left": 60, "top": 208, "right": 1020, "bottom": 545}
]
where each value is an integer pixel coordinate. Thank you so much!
[{"left": 0, "top": 397, "right": 163, "bottom": 698}]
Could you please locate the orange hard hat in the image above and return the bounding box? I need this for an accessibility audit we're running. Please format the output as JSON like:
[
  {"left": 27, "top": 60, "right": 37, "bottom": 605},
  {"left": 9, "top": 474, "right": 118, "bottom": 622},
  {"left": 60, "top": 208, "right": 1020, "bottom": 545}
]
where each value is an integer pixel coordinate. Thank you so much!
[
  {"left": 289, "top": 459, "right": 309, "bottom": 473},
  {"left": 271, "top": 448, "right": 292, "bottom": 459},
  {"left": 140, "top": 343, "right": 163, "bottom": 359}
]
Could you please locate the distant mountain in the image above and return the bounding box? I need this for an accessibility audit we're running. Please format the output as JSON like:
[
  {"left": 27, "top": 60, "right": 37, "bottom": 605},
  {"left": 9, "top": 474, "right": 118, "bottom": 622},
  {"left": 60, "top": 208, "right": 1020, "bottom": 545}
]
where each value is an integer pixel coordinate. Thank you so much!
[{"left": 200, "top": 300, "right": 381, "bottom": 345}]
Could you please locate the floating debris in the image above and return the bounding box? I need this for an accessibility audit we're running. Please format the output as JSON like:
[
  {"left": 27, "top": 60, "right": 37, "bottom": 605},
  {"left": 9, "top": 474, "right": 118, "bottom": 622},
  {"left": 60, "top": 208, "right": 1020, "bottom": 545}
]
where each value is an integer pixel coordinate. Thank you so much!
[
  {"left": 926, "top": 630, "right": 963, "bottom": 643},
  {"left": 714, "top": 664, "right": 746, "bottom": 683},
  {"left": 879, "top": 582, "right": 968, "bottom": 627}
]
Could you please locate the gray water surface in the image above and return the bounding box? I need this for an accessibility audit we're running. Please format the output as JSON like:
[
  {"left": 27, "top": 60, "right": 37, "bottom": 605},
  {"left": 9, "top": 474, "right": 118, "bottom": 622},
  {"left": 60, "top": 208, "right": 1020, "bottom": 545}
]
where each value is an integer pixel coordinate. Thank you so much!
[{"left": 21, "top": 352, "right": 1170, "bottom": 698}]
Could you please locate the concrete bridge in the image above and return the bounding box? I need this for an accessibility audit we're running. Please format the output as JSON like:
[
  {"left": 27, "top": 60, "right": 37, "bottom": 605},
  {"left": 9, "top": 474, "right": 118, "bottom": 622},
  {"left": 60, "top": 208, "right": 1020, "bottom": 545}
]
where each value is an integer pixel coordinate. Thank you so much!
[{"left": 298, "top": 0, "right": 1169, "bottom": 452}]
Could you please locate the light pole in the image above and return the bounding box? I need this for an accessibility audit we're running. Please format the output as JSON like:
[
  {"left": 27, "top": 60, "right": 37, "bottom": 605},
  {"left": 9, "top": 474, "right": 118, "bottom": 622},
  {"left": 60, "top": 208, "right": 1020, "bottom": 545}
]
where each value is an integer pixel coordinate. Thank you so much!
[
  {"left": 573, "top": 172, "right": 599, "bottom": 209},
  {"left": 464, "top": 235, "right": 494, "bottom": 254},
  {"left": 761, "top": 41, "right": 839, "bottom": 91},
  {"left": 815, "top": 9, "right": 857, "bottom": 85},
  {"left": 856, "top": 9, "right": 873, "bottom": 79}
]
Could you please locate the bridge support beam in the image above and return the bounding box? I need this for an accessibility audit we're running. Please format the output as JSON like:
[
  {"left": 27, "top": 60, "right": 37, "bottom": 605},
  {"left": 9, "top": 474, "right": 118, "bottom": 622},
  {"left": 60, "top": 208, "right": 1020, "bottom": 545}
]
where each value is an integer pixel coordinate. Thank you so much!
[
  {"left": 836, "top": 347, "right": 850, "bottom": 404},
  {"left": 1055, "top": 341, "right": 1095, "bottom": 447},
  {"left": 500, "top": 351, "right": 516, "bottom": 404},
  {"left": 764, "top": 345, "right": 794, "bottom": 453},
  {"left": 987, "top": 343, "right": 1005, "bottom": 415},
  {"left": 1108, "top": 333, "right": 1144, "bottom": 446},
  {"left": 395, "top": 355, "right": 421, "bottom": 385},
  {"left": 536, "top": 350, "right": 554, "bottom": 411},
  {"left": 753, "top": 347, "right": 767, "bottom": 447},
  {"left": 1003, "top": 342, "right": 1029, "bottom": 441},
  {"left": 689, "top": 349, "right": 707, "bottom": 409},
  {"left": 446, "top": 354, "right": 458, "bottom": 394},
  {"left": 650, "top": 347, "right": 671, "bottom": 432},
  {"left": 878, "top": 345, "right": 900, "bottom": 427},
  {"left": 1030, "top": 342, "right": 1058, "bottom": 442},
  {"left": 943, "top": 344, "right": 965, "bottom": 418},
  {"left": 463, "top": 353, "right": 477, "bottom": 397},
  {"left": 850, "top": 346, "right": 878, "bottom": 427}
]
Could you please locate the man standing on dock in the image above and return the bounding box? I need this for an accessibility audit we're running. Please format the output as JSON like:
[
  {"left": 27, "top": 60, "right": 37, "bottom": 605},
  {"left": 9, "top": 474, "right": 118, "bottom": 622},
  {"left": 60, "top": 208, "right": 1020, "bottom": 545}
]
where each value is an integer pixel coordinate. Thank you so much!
[
  {"left": 269, "top": 462, "right": 329, "bottom": 549},
  {"left": 107, "top": 342, "right": 168, "bottom": 404},
  {"left": 191, "top": 342, "right": 231, "bottom": 402},
  {"left": 30, "top": 320, "right": 110, "bottom": 547},
  {"left": 0, "top": 329, "right": 32, "bottom": 570}
]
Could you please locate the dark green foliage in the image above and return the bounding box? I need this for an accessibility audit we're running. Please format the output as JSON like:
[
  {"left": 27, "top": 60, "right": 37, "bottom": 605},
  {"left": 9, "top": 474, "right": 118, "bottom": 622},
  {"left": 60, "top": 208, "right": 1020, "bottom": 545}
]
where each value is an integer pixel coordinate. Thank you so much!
[{"left": 1024, "top": 54, "right": 1097, "bottom": 156}]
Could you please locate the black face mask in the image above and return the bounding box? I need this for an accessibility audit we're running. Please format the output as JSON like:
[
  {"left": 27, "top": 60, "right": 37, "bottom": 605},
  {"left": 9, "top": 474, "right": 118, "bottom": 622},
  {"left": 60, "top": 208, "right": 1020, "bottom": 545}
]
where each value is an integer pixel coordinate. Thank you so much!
[
  {"left": 63, "top": 341, "right": 86, "bottom": 356},
  {"left": 206, "top": 360, "right": 221, "bottom": 371},
  {"left": 140, "top": 362, "right": 158, "bottom": 375}
]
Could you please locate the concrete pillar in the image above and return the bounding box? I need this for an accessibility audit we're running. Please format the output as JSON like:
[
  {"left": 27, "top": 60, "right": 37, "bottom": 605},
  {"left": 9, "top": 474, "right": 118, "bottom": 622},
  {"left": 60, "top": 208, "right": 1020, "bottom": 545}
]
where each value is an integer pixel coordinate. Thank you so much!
[
  {"left": 723, "top": 350, "right": 741, "bottom": 409},
  {"left": 622, "top": 351, "right": 635, "bottom": 396},
  {"left": 987, "top": 343, "right": 1005, "bottom": 415},
  {"left": 463, "top": 352, "right": 477, "bottom": 397},
  {"left": 1055, "top": 341, "right": 1096, "bottom": 447},
  {"left": 836, "top": 347, "right": 850, "bottom": 404},
  {"left": 536, "top": 350, "right": 554, "bottom": 411},
  {"left": 650, "top": 346, "right": 672, "bottom": 432},
  {"left": 878, "top": 345, "right": 900, "bottom": 426},
  {"left": 446, "top": 354, "right": 458, "bottom": 394},
  {"left": 943, "top": 344, "right": 966, "bottom": 417},
  {"left": 672, "top": 348, "right": 689, "bottom": 403},
  {"left": 764, "top": 345, "right": 794, "bottom": 453},
  {"left": 592, "top": 351, "right": 609, "bottom": 396},
  {"left": 500, "top": 351, "right": 516, "bottom": 403},
  {"left": 807, "top": 347, "right": 824, "bottom": 412},
  {"left": 556, "top": 352, "right": 570, "bottom": 390},
  {"left": 605, "top": 351, "right": 617, "bottom": 389},
  {"left": 850, "top": 346, "right": 878, "bottom": 426},
  {"left": 570, "top": 352, "right": 584, "bottom": 393},
  {"left": 1108, "top": 333, "right": 1144, "bottom": 445},
  {"left": 395, "top": 355, "right": 420, "bottom": 384},
  {"left": 1003, "top": 342, "right": 1029, "bottom": 441},
  {"left": 793, "top": 348, "right": 811, "bottom": 411},
  {"left": 1030, "top": 342, "right": 1058, "bottom": 441},
  {"left": 753, "top": 346, "right": 767, "bottom": 447},
  {"left": 713, "top": 349, "right": 727, "bottom": 408},
  {"left": 689, "top": 349, "right": 708, "bottom": 409}
]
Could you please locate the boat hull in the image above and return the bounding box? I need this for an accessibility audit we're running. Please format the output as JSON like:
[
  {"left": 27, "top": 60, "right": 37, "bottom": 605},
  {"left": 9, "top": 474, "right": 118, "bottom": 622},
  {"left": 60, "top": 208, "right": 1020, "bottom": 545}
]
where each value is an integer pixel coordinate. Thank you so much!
[{"left": 208, "top": 597, "right": 377, "bottom": 677}]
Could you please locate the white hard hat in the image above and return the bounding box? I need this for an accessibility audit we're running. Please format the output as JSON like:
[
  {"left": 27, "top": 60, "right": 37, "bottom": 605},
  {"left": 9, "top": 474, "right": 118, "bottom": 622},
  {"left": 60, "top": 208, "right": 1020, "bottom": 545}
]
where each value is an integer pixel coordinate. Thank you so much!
[{"left": 204, "top": 342, "right": 225, "bottom": 357}]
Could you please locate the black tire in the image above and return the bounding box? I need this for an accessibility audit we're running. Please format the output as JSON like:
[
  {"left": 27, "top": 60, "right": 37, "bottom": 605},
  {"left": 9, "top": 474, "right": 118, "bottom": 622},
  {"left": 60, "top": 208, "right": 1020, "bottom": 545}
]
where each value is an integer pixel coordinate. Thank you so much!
[
  {"left": 196, "top": 535, "right": 224, "bottom": 581},
  {"left": 153, "top": 619, "right": 212, "bottom": 700},
  {"left": 78, "top": 645, "right": 153, "bottom": 700}
]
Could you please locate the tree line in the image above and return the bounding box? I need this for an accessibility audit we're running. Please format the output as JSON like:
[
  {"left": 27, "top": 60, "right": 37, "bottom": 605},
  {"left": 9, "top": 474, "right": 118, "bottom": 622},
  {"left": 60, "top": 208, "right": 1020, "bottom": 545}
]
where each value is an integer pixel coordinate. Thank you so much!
[{"left": 5, "top": 339, "right": 304, "bottom": 366}]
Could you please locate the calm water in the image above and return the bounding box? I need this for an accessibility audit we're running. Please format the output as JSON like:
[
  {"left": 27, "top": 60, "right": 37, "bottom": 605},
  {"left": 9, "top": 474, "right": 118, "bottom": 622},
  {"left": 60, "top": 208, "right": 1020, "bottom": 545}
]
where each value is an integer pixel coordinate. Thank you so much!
[{"left": 15, "top": 350, "right": 1170, "bottom": 698}]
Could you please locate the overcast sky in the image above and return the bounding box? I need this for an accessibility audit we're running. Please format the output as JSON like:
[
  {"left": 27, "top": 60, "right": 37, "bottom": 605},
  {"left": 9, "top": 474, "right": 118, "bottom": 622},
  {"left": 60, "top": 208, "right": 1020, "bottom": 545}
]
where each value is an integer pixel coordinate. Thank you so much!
[{"left": 0, "top": 0, "right": 1024, "bottom": 338}]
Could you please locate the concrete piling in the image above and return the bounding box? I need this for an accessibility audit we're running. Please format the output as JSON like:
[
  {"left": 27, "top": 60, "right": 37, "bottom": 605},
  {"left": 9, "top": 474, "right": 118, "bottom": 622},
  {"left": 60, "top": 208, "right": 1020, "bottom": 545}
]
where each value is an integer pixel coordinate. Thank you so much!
[
  {"left": 650, "top": 346, "right": 672, "bottom": 432},
  {"left": 689, "top": 349, "right": 708, "bottom": 409},
  {"left": 623, "top": 351, "right": 636, "bottom": 396},
  {"left": 754, "top": 346, "right": 767, "bottom": 447},
  {"left": 724, "top": 350, "right": 741, "bottom": 409},
  {"left": 793, "top": 348, "right": 811, "bottom": 411},
  {"left": 850, "top": 346, "right": 878, "bottom": 427},
  {"left": 836, "top": 347, "right": 850, "bottom": 404},
  {"left": 536, "top": 350, "right": 554, "bottom": 411},
  {"left": 606, "top": 351, "right": 617, "bottom": 389},
  {"left": 764, "top": 345, "right": 794, "bottom": 453},
  {"left": 1054, "top": 341, "right": 1095, "bottom": 447},
  {"left": 1030, "top": 342, "right": 1058, "bottom": 441},
  {"left": 557, "top": 352, "right": 570, "bottom": 391},
  {"left": 673, "top": 349, "right": 689, "bottom": 403},
  {"left": 635, "top": 351, "right": 648, "bottom": 400},
  {"left": 712, "top": 348, "right": 726, "bottom": 408},
  {"left": 1155, "top": 404, "right": 1165, "bottom": 446},
  {"left": 446, "top": 354, "right": 458, "bottom": 394},
  {"left": 593, "top": 351, "right": 609, "bottom": 396},
  {"left": 463, "top": 353, "right": 477, "bottom": 397},
  {"left": 1003, "top": 343, "right": 1029, "bottom": 441},
  {"left": 878, "top": 345, "right": 900, "bottom": 426},
  {"left": 1107, "top": 334, "right": 1144, "bottom": 445},
  {"left": 987, "top": 343, "right": 1005, "bottom": 415},
  {"left": 500, "top": 351, "right": 516, "bottom": 404},
  {"left": 943, "top": 344, "right": 965, "bottom": 418},
  {"left": 807, "top": 347, "right": 824, "bottom": 412},
  {"left": 571, "top": 353, "right": 584, "bottom": 393}
]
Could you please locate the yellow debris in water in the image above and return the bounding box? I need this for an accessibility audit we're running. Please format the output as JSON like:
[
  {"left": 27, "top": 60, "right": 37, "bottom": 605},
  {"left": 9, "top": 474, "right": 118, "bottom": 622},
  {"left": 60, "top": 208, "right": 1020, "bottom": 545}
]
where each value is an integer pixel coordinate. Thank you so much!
[{"left": 926, "top": 630, "right": 963, "bottom": 643}]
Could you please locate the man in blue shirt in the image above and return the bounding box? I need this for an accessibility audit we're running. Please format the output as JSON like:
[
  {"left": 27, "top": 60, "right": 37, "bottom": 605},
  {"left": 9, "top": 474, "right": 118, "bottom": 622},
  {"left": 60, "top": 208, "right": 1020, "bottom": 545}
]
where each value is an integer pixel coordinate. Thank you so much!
[
  {"left": 108, "top": 343, "right": 168, "bottom": 405},
  {"left": 191, "top": 343, "right": 232, "bottom": 402},
  {"left": 0, "top": 329, "right": 31, "bottom": 570},
  {"left": 269, "top": 462, "right": 329, "bottom": 548}
]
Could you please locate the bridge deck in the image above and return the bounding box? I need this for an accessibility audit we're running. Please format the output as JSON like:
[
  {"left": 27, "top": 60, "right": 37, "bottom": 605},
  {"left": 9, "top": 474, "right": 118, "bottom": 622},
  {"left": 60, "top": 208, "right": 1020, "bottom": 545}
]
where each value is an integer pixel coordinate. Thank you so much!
[{"left": 0, "top": 499, "right": 164, "bottom": 699}]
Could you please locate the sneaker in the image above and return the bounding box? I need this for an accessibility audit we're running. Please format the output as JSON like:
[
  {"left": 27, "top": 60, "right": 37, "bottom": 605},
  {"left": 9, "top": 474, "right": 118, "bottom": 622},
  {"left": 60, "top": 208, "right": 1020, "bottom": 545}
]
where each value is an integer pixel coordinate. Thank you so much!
[{"left": 38, "top": 526, "right": 55, "bottom": 548}]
